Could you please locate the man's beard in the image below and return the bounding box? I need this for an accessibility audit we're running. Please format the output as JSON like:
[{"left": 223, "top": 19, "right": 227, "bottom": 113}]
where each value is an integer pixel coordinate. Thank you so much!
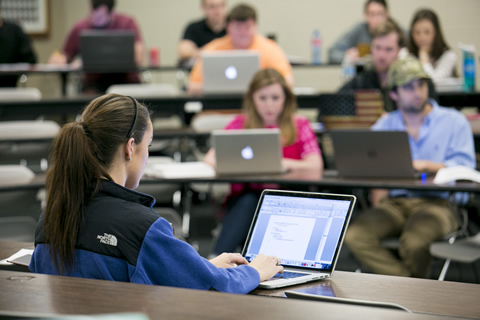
[{"left": 402, "top": 100, "right": 427, "bottom": 114}]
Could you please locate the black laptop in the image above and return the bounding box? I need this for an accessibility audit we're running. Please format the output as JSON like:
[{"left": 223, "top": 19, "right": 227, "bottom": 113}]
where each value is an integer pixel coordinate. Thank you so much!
[
  {"left": 80, "top": 30, "right": 136, "bottom": 73},
  {"left": 330, "top": 130, "right": 420, "bottom": 179}
]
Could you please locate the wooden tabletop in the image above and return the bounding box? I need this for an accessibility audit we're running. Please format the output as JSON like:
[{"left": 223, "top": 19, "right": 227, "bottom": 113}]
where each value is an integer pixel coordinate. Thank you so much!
[
  {"left": 1, "top": 241, "right": 478, "bottom": 319},
  {"left": 253, "top": 271, "right": 480, "bottom": 319},
  {"left": 0, "top": 269, "right": 469, "bottom": 320}
]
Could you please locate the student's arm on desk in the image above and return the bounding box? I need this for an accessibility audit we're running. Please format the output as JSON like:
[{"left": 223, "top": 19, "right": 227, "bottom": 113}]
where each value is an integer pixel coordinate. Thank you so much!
[
  {"left": 48, "top": 50, "right": 67, "bottom": 64},
  {"left": 187, "top": 81, "right": 204, "bottom": 96},
  {"left": 209, "top": 253, "right": 248, "bottom": 268},
  {"left": 178, "top": 39, "right": 199, "bottom": 62},
  {"left": 282, "top": 154, "right": 323, "bottom": 172},
  {"left": 203, "top": 148, "right": 216, "bottom": 169},
  {"left": 135, "top": 40, "right": 145, "bottom": 66},
  {"left": 210, "top": 252, "right": 283, "bottom": 281},
  {"left": 413, "top": 160, "right": 445, "bottom": 173}
]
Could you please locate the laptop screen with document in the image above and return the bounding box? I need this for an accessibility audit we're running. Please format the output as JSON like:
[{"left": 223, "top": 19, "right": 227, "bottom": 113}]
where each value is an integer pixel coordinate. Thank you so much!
[{"left": 242, "top": 190, "right": 355, "bottom": 274}]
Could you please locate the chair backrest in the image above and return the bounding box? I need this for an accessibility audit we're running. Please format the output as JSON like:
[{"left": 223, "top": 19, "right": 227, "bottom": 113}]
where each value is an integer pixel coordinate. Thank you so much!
[
  {"left": 137, "top": 156, "right": 181, "bottom": 204},
  {"left": 106, "top": 83, "right": 179, "bottom": 98},
  {"left": 0, "top": 120, "right": 60, "bottom": 141},
  {"left": 0, "top": 121, "right": 60, "bottom": 171},
  {"left": 0, "top": 87, "right": 42, "bottom": 101},
  {"left": 0, "top": 165, "right": 35, "bottom": 187},
  {"left": 0, "top": 165, "right": 42, "bottom": 242},
  {"left": 190, "top": 112, "right": 239, "bottom": 133}
]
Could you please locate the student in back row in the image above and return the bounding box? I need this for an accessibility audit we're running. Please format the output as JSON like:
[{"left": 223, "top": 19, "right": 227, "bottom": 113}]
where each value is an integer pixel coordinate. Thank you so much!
[
  {"left": 178, "top": 0, "right": 228, "bottom": 66},
  {"left": 338, "top": 19, "right": 437, "bottom": 111},
  {"left": 328, "top": 0, "right": 390, "bottom": 64},
  {"left": 0, "top": 3, "right": 37, "bottom": 87},
  {"left": 204, "top": 68, "right": 323, "bottom": 255},
  {"left": 408, "top": 8, "right": 457, "bottom": 81},
  {"left": 187, "top": 4, "right": 293, "bottom": 95},
  {"left": 345, "top": 56, "right": 475, "bottom": 278},
  {"left": 29, "top": 93, "right": 283, "bottom": 294},
  {"left": 48, "top": 0, "right": 144, "bottom": 94}
]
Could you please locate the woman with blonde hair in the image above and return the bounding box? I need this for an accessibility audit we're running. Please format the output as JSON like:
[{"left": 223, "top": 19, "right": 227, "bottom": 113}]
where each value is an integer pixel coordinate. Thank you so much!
[
  {"left": 30, "top": 93, "right": 282, "bottom": 293},
  {"left": 204, "top": 68, "right": 323, "bottom": 255}
]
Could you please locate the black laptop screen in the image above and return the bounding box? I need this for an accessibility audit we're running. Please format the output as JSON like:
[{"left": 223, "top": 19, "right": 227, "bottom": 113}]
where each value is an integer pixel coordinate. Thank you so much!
[{"left": 243, "top": 192, "right": 353, "bottom": 271}]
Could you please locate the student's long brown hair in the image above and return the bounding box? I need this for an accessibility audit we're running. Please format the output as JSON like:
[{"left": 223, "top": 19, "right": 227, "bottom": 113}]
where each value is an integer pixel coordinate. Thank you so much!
[
  {"left": 243, "top": 68, "right": 297, "bottom": 145},
  {"left": 44, "top": 94, "right": 150, "bottom": 273}
]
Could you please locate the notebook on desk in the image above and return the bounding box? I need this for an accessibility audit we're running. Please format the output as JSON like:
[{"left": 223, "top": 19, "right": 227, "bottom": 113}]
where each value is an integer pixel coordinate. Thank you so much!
[
  {"left": 242, "top": 189, "right": 356, "bottom": 289},
  {"left": 80, "top": 30, "right": 136, "bottom": 72},
  {"left": 330, "top": 130, "right": 421, "bottom": 179},
  {"left": 202, "top": 50, "right": 259, "bottom": 94},
  {"left": 212, "top": 128, "right": 284, "bottom": 175}
]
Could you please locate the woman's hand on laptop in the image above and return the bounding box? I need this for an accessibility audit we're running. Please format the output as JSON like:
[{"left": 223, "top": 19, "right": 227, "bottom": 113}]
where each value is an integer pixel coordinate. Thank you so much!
[
  {"left": 209, "top": 253, "right": 248, "bottom": 268},
  {"left": 249, "top": 253, "right": 284, "bottom": 281}
]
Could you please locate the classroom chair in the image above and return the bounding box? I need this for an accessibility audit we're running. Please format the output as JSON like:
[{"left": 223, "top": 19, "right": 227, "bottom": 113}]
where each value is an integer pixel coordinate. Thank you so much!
[
  {"left": 0, "top": 165, "right": 42, "bottom": 242},
  {"left": 0, "top": 87, "right": 42, "bottom": 101},
  {"left": 0, "top": 120, "right": 60, "bottom": 172}
]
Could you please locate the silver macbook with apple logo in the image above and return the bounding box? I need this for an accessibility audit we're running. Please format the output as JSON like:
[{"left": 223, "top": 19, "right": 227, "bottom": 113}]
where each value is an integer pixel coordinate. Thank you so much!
[
  {"left": 202, "top": 50, "right": 260, "bottom": 95},
  {"left": 212, "top": 128, "right": 283, "bottom": 175}
]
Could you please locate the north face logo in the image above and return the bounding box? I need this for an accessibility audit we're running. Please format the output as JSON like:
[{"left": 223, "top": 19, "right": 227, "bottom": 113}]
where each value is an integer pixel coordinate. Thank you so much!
[{"left": 97, "top": 233, "right": 118, "bottom": 246}]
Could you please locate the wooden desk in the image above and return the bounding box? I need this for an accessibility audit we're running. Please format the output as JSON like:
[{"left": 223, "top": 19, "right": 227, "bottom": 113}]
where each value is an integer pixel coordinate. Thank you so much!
[
  {"left": 253, "top": 271, "right": 480, "bottom": 319},
  {"left": 0, "top": 269, "right": 469, "bottom": 320}
]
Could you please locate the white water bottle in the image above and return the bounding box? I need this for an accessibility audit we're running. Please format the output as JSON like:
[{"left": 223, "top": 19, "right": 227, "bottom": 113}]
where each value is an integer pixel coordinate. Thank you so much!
[{"left": 342, "top": 56, "right": 356, "bottom": 81}]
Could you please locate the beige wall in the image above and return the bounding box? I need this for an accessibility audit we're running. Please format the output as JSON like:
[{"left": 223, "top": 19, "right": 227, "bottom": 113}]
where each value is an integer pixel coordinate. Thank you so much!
[{"left": 30, "top": 0, "right": 480, "bottom": 97}]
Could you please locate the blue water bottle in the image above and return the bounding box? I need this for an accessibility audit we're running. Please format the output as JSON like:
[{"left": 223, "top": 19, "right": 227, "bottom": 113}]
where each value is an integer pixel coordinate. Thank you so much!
[
  {"left": 311, "top": 29, "right": 322, "bottom": 65},
  {"left": 463, "top": 47, "right": 476, "bottom": 92}
]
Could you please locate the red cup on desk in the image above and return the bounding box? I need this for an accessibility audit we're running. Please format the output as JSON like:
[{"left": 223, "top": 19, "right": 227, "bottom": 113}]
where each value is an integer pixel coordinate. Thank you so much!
[{"left": 150, "top": 47, "right": 160, "bottom": 67}]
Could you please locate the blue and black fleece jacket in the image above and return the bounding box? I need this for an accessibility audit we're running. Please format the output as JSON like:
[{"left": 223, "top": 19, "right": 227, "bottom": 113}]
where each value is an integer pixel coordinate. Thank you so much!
[{"left": 30, "top": 180, "right": 260, "bottom": 294}]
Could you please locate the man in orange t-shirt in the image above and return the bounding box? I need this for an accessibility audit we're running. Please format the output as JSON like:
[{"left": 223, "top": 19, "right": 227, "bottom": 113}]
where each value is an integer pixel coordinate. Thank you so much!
[{"left": 187, "top": 4, "right": 293, "bottom": 95}]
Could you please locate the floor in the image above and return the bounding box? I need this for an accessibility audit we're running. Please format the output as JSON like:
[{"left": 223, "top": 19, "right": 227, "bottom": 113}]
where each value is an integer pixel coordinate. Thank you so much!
[{"left": 174, "top": 192, "right": 480, "bottom": 285}]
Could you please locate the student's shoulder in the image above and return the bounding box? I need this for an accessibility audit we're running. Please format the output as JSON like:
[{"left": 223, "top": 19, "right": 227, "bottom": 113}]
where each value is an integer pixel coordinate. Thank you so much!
[
  {"left": 185, "top": 19, "right": 206, "bottom": 30},
  {"left": 435, "top": 104, "right": 468, "bottom": 122}
]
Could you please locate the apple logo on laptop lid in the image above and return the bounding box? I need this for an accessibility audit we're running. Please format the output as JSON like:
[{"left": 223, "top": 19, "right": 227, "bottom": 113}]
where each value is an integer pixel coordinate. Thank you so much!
[
  {"left": 241, "top": 146, "right": 254, "bottom": 160},
  {"left": 225, "top": 65, "right": 238, "bottom": 80}
]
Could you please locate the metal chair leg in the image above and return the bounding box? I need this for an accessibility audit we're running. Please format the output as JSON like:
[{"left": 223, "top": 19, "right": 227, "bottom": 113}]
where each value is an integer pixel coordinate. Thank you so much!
[{"left": 438, "top": 258, "right": 451, "bottom": 281}]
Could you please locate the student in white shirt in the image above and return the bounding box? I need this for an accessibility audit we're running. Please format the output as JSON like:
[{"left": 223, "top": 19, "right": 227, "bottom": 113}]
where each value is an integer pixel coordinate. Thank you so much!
[{"left": 408, "top": 9, "right": 457, "bottom": 82}]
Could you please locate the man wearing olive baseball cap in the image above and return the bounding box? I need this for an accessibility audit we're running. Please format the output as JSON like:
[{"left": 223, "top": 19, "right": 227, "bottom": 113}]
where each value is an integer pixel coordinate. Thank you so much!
[{"left": 345, "top": 56, "right": 476, "bottom": 278}]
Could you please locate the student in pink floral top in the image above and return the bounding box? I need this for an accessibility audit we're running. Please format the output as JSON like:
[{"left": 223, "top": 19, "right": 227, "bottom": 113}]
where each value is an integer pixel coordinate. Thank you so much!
[{"left": 204, "top": 68, "right": 323, "bottom": 255}]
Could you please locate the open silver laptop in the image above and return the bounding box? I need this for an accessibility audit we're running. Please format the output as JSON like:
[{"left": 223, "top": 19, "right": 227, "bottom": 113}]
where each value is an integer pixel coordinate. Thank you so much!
[
  {"left": 212, "top": 128, "right": 283, "bottom": 175},
  {"left": 202, "top": 50, "right": 260, "bottom": 94},
  {"left": 80, "top": 30, "right": 136, "bottom": 72},
  {"left": 242, "top": 189, "right": 356, "bottom": 289},
  {"left": 330, "top": 130, "right": 420, "bottom": 179}
]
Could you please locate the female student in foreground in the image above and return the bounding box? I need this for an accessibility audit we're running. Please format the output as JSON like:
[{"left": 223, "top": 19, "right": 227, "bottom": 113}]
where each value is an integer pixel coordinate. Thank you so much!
[
  {"left": 204, "top": 68, "right": 323, "bottom": 255},
  {"left": 29, "top": 94, "right": 282, "bottom": 294},
  {"left": 408, "top": 8, "right": 457, "bottom": 81}
]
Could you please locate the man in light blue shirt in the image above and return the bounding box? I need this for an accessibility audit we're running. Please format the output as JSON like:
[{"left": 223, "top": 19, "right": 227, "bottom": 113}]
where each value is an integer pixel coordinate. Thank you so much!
[{"left": 345, "top": 56, "right": 476, "bottom": 278}]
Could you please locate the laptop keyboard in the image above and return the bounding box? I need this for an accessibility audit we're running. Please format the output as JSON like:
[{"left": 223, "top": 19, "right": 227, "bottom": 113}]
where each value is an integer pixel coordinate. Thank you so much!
[{"left": 272, "top": 271, "right": 309, "bottom": 279}]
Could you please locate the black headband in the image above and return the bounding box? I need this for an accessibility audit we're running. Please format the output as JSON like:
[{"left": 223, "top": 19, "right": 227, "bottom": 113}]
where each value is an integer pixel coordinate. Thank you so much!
[{"left": 126, "top": 96, "right": 139, "bottom": 139}]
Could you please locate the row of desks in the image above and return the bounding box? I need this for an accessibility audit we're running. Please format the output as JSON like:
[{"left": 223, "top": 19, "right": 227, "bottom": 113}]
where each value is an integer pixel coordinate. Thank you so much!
[
  {"left": 0, "top": 92, "right": 478, "bottom": 123},
  {"left": 0, "top": 241, "right": 479, "bottom": 319},
  {"left": 3, "top": 169, "right": 479, "bottom": 194}
]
